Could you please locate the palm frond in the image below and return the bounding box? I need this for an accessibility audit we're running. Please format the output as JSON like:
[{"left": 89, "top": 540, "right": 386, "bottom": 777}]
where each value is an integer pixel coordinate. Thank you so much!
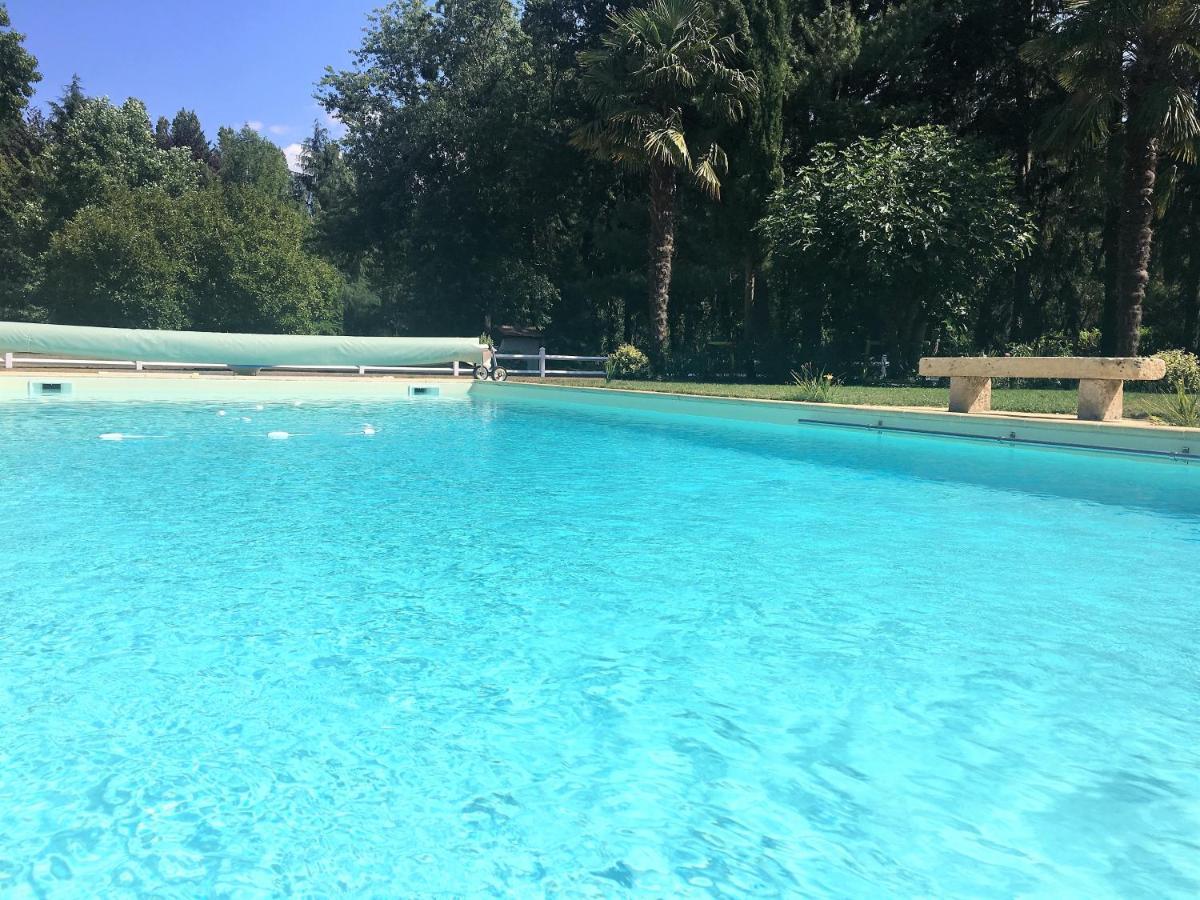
[
  {"left": 572, "top": 0, "right": 755, "bottom": 195},
  {"left": 645, "top": 127, "right": 690, "bottom": 168}
]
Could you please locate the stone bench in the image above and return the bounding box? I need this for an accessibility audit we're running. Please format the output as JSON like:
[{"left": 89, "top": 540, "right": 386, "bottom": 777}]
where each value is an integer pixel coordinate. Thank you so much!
[{"left": 918, "top": 356, "right": 1166, "bottom": 421}]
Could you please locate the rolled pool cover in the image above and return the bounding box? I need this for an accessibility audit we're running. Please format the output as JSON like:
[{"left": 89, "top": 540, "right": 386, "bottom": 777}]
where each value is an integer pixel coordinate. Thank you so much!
[{"left": 0, "top": 322, "right": 486, "bottom": 368}]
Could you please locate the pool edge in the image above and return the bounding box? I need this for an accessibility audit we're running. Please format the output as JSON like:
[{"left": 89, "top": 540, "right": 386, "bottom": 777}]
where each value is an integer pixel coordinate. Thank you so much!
[
  {"left": 0, "top": 371, "right": 474, "bottom": 401},
  {"left": 474, "top": 381, "right": 1200, "bottom": 460}
]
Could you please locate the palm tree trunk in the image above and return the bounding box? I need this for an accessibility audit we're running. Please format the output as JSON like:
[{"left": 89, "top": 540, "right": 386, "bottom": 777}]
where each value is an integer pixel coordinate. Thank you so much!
[
  {"left": 647, "top": 163, "right": 676, "bottom": 369},
  {"left": 1099, "top": 128, "right": 1124, "bottom": 355},
  {"left": 1099, "top": 195, "right": 1120, "bottom": 354},
  {"left": 1115, "top": 70, "right": 1159, "bottom": 357},
  {"left": 741, "top": 258, "right": 757, "bottom": 380}
]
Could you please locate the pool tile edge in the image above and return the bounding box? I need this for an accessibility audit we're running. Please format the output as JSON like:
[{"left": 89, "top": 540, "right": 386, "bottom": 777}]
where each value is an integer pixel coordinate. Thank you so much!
[{"left": 475, "top": 381, "right": 1200, "bottom": 460}]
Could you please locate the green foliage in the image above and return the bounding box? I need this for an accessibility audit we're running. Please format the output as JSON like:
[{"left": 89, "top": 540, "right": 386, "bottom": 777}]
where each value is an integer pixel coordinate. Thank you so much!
[
  {"left": 39, "top": 185, "right": 341, "bottom": 334},
  {"left": 1077, "top": 328, "right": 1102, "bottom": 354},
  {"left": 0, "top": 3, "right": 39, "bottom": 140},
  {"left": 3, "top": 0, "right": 1200, "bottom": 374},
  {"left": 0, "top": 4, "right": 44, "bottom": 319},
  {"left": 760, "top": 125, "right": 1036, "bottom": 367},
  {"left": 297, "top": 122, "right": 353, "bottom": 217},
  {"left": 1153, "top": 349, "right": 1200, "bottom": 393},
  {"left": 1006, "top": 333, "right": 1077, "bottom": 358},
  {"left": 46, "top": 96, "right": 205, "bottom": 221},
  {"left": 187, "top": 186, "right": 343, "bottom": 334},
  {"left": 1025, "top": 0, "right": 1200, "bottom": 356},
  {"left": 572, "top": 0, "right": 756, "bottom": 199},
  {"left": 216, "top": 125, "right": 291, "bottom": 198},
  {"left": 340, "top": 277, "right": 384, "bottom": 336},
  {"left": 605, "top": 343, "right": 649, "bottom": 379},
  {"left": 319, "top": 0, "right": 573, "bottom": 335},
  {"left": 0, "top": 131, "right": 45, "bottom": 318},
  {"left": 789, "top": 364, "right": 838, "bottom": 402},
  {"left": 572, "top": 0, "right": 756, "bottom": 367},
  {"left": 40, "top": 188, "right": 192, "bottom": 329},
  {"left": 1151, "top": 384, "right": 1200, "bottom": 428},
  {"left": 1025, "top": 0, "right": 1200, "bottom": 157},
  {"left": 168, "top": 109, "right": 212, "bottom": 165}
]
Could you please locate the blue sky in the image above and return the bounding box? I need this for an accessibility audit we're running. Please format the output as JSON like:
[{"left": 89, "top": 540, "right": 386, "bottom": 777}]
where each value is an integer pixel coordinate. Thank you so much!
[{"left": 8, "top": 0, "right": 377, "bottom": 166}]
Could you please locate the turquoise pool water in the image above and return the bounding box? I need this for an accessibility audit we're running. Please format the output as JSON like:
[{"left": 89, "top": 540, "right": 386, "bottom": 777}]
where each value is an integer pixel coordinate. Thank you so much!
[{"left": 1, "top": 392, "right": 1198, "bottom": 896}]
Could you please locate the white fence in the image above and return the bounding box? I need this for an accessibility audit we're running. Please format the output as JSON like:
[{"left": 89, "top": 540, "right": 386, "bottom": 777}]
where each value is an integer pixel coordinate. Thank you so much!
[
  {"left": 494, "top": 348, "right": 607, "bottom": 377},
  {"left": 2, "top": 348, "right": 608, "bottom": 377}
]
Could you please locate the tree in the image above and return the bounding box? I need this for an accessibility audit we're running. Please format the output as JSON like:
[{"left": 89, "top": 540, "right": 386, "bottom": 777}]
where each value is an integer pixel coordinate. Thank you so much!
[
  {"left": 154, "top": 115, "right": 172, "bottom": 150},
  {"left": 297, "top": 121, "right": 353, "bottom": 216},
  {"left": 48, "top": 74, "right": 85, "bottom": 144},
  {"left": 187, "top": 186, "right": 343, "bottom": 334},
  {"left": 45, "top": 96, "right": 204, "bottom": 223},
  {"left": 572, "top": 0, "right": 756, "bottom": 368},
  {"left": 1026, "top": 0, "right": 1200, "bottom": 355},
  {"left": 0, "top": 3, "right": 45, "bottom": 319},
  {"left": 40, "top": 184, "right": 342, "bottom": 333},
  {"left": 217, "top": 125, "right": 291, "bottom": 198},
  {"left": 39, "top": 188, "right": 193, "bottom": 329},
  {"left": 168, "top": 108, "right": 215, "bottom": 168},
  {"left": 0, "top": 3, "right": 38, "bottom": 140},
  {"left": 759, "top": 126, "right": 1036, "bottom": 368},
  {"left": 320, "top": 0, "right": 578, "bottom": 337},
  {"left": 716, "top": 0, "right": 793, "bottom": 378}
]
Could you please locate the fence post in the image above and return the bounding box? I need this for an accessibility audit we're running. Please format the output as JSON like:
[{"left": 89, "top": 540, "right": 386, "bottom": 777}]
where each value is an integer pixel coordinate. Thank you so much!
[
  {"left": 453, "top": 360, "right": 460, "bottom": 377},
  {"left": 539, "top": 347, "right": 546, "bottom": 378},
  {"left": 3, "top": 352, "right": 11, "bottom": 370}
]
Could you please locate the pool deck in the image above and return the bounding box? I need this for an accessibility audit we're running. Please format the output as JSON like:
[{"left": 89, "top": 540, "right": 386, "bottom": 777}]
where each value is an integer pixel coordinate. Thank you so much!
[{"left": 3, "top": 369, "right": 1197, "bottom": 460}]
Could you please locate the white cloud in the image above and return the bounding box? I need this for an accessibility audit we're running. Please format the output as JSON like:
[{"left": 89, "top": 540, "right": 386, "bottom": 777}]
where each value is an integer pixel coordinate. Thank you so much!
[
  {"left": 283, "top": 142, "right": 305, "bottom": 173},
  {"left": 246, "top": 120, "right": 263, "bottom": 132},
  {"left": 268, "top": 124, "right": 291, "bottom": 136},
  {"left": 320, "top": 107, "right": 347, "bottom": 139}
]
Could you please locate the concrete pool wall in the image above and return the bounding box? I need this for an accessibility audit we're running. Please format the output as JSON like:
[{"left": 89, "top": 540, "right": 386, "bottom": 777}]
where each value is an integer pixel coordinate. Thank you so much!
[
  {"left": 2, "top": 371, "right": 1196, "bottom": 460},
  {"left": 0, "top": 371, "right": 476, "bottom": 402},
  {"left": 476, "top": 381, "right": 1200, "bottom": 461}
]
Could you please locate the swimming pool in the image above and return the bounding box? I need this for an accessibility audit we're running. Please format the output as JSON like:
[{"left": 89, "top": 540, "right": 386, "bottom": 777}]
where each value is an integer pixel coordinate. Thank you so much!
[{"left": 1, "top": 384, "right": 1198, "bottom": 895}]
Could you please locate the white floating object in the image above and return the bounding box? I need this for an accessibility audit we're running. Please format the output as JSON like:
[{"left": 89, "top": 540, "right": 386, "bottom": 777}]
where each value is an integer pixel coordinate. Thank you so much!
[
  {"left": 291, "top": 400, "right": 303, "bottom": 407},
  {"left": 254, "top": 404, "right": 264, "bottom": 411},
  {"left": 216, "top": 410, "right": 227, "bottom": 417},
  {"left": 267, "top": 431, "right": 290, "bottom": 440},
  {"left": 240, "top": 417, "right": 252, "bottom": 423},
  {"left": 98, "top": 433, "right": 124, "bottom": 441},
  {"left": 362, "top": 425, "right": 376, "bottom": 436}
]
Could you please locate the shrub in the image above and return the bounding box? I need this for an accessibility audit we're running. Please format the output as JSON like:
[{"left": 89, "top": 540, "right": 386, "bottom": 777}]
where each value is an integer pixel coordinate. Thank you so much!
[
  {"left": 1005, "top": 333, "right": 1075, "bottom": 358},
  {"left": 790, "top": 365, "right": 839, "bottom": 403},
  {"left": 605, "top": 344, "right": 650, "bottom": 380},
  {"left": 1077, "top": 329, "right": 1101, "bottom": 355},
  {"left": 1153, "top": 349, "right": 1200, "bottom": 393},
  {"left": 1151, "top": 384, "right": 1200, "bottom": 428}
]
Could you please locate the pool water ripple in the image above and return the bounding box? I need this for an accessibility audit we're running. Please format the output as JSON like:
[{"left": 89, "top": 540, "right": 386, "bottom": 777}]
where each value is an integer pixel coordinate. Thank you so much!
[{"left": 0, "top": 396, "right": 1198, "bottom": 895}]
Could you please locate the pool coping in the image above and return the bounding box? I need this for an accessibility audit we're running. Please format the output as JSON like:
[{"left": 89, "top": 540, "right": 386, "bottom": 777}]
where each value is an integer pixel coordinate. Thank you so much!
[
  {"left": 3, "top": 370, "right": 1197, "bottom": 459},
  {"left": 476, "top": 380, "right": 1200, "bottom": 460},
  {"left": 0, "top": 370, "right": 475, "bottom": 401}
]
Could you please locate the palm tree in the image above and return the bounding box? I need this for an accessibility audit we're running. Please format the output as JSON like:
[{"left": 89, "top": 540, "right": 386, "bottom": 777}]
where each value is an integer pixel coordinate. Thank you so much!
[
  {"left": 1026, "top": 0, "right": 1200, "bottom": 356},
  {"left": 573, "top": 0, "right": 756, "bottom": 369}
]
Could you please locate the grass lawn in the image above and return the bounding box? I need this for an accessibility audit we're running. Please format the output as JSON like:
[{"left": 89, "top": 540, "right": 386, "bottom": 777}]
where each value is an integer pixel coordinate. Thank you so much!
[{"left": 530, "top": 377, "right": 1171, "bottom": 419}]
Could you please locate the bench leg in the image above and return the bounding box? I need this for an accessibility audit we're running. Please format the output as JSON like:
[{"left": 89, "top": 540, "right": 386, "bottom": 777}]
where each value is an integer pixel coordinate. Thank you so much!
[
  {"left": 948, "top": 376, "right": 992, "bottom": 413},
  {"left": 1078, "top": 379, "right": 1122, "bottom": 421}
]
